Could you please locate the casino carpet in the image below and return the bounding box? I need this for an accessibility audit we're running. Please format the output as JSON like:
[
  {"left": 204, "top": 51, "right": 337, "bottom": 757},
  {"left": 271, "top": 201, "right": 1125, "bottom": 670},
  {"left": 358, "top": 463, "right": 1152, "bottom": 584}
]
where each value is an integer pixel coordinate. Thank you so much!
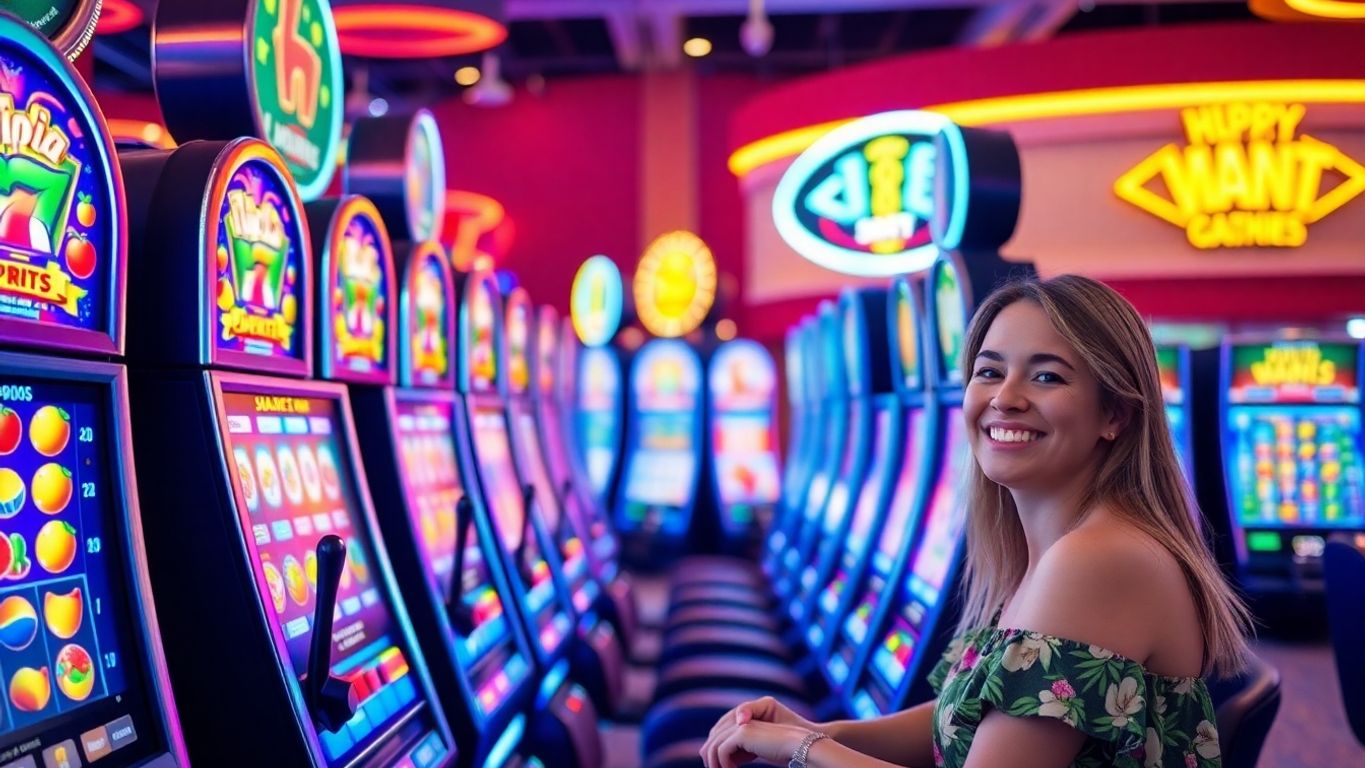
[{"left": 1250, "top": 638, "right": 1364, "bottom": 767}]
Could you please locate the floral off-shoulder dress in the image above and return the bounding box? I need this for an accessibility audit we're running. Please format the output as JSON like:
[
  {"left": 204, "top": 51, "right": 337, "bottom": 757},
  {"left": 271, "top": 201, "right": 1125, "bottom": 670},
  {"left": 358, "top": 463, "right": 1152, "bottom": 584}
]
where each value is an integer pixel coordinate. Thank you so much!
[{"left": 928, "top": 625, "right": 1222, "bottom": 768}]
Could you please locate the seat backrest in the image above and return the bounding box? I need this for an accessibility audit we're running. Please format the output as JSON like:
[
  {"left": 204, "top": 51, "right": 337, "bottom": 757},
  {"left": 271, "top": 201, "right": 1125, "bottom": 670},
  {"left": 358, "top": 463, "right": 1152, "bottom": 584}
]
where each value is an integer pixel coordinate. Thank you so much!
[
  {"left": 1325, "top": 539, "right": 1365, "bottom": 746},
  {"left": 1207, "top": 650, "right": 1282, "bottom": 768}
]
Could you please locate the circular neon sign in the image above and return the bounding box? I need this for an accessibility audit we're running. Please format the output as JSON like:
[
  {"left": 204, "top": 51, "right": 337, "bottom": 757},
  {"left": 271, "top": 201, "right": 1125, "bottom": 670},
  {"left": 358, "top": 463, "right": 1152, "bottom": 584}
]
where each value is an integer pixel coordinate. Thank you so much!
[
  {"left": 634, "top": 231, "right": 716, "bottom": 338},
  {"left": 570, "top": 255, "right": 623, "bottom": 347},
  {"left": 773, "top": 110, "right": 950, "bottom": 277}
]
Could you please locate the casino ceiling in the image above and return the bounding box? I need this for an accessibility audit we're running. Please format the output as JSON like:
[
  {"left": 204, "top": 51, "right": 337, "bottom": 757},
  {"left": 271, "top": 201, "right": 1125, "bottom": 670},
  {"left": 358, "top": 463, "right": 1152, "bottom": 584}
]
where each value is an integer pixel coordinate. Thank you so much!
[{"left": 93, "top": 0, "right": 1261, "bottom": 110}]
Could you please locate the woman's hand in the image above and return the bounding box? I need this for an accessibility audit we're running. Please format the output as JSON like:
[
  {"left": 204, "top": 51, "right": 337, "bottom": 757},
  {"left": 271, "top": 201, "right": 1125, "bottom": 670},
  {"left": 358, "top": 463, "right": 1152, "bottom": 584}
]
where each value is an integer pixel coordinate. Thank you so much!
[
  {"left": 701, "top": 697, "right": 819, "bottom": 768},
  {"left": 701, "top": 718, "right": 812, "bottom": 768}
]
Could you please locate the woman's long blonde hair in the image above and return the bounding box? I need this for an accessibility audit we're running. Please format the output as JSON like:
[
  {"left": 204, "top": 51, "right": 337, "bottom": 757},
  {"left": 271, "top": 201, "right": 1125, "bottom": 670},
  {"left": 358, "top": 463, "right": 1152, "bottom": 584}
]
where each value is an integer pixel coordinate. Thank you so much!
[{"left": 955, "top": 275, "right": 1251, "bottom": 676}]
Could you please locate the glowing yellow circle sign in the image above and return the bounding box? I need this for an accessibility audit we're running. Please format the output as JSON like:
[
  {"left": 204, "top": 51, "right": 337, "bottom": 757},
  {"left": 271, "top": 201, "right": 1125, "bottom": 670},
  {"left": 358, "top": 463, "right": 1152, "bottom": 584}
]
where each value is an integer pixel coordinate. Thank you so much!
[{"left": 634, "top": 231, "right": 717, "bottom": 338}]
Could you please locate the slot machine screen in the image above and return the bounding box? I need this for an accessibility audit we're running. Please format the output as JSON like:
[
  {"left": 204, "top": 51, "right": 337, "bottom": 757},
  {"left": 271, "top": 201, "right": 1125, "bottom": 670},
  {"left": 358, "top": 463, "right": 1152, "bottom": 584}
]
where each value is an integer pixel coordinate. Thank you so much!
[
  {"left": 391, "top": 397, "right": 528, "bottom": 722},
  {"left": 621, "top": 413, "right": 696, "bottom": 508},
  {"left": 469, "top": 407, "right": 527, "bottom": 551},
  {"left": 712, "top": 413, "right": 780, "bottom": 508},
  {"left": 874, "top": 409, "right": 931, "bottom": 575},
  {"left": 576, "top": 348, "right": 621, "bottom": 498},
  {"left": 1156, "top": 346, "right": 1193, "bottom": 481},
  {"left": 0, "top": 377, "right": 170, "bottom": 767},
  {"left": 845, "top": 407, "right": 895, "bottom": 553},
  {"left": 1226, "top": 341, "right": 1365, "bottom": 530},
  {"left": 219, "top": 390, "right": 439, "bottom": 766}
]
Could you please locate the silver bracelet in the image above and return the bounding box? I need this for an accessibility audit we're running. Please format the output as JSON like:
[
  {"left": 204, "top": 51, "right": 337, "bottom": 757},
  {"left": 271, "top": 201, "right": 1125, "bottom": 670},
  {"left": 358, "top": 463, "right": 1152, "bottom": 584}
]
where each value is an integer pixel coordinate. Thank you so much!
[{"left": 788, "top": 731, "right": 830, "bottom": 768}]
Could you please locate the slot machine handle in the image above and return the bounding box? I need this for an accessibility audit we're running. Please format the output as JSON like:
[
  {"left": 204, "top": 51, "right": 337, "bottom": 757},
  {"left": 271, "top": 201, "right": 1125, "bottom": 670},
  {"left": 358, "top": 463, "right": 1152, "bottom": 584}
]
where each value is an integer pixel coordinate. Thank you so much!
[
  {"left": 518, "top": 484, "right": 536, "bottom": 578},
  {"left": 446, "top": 496, "right": 476, "bottom": 635},
  {"left": 308, "top": 534, "right": 358, "bottom": 733}
]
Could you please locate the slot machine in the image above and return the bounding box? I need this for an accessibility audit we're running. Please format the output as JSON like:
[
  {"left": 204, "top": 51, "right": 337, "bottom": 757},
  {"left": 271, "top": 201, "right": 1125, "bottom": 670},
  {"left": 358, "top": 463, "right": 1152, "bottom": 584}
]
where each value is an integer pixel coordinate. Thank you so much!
[
  {"left": 573, "top": 346, "right": 624, "bottom": 513},
  {"left": 0, "top": 18, "right": 188, "bottom": 767},
  {"left": 120, "top": 139, "right": 453, "bottom": 767},
  {"left": 779, "top": 322, "right": 812, "bottom": 519},
  {"left": 349, "top": 240, "right": 557, "bottom": 768},
  {"left": 454, "top": 271, "right": 604, "bottom": 767},
  {"left": 530, "top": 308, "right": 638, "bottom": 650},
  {"left": 771, "top": 304, "right": 846, "bottom": 596},
  {"left": 787, "top": 290, "right": 888, "bottom": 626},
  {"left": 762, "top": 319, "right": 821, "bottom": 574},
  {"left": 705, "top": 339, "right": 782, "bottom": 556},
  {"left": 809, "top": 277, "right": 929, "bottom": 660},
  {"left": 1157, "top": 345, "right": 1196, "bottom": 486},
  {"left": 501, "top": 289, "right": 624, "bottom": 719},
  {"left": 1217, "top": 338, "right": 1365, "bottom": 594},
  {"left": 615, "top": 339, "right": 706, "bottom": 566}
]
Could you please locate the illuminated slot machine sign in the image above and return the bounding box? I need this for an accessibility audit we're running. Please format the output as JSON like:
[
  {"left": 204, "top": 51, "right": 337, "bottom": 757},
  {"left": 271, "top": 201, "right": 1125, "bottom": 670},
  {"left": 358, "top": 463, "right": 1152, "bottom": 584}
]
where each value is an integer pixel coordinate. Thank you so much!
[
  {"left": 707, "top": 339, "right": 781, "bottom": 537},
  {"left": 504, "top": 290, "right": 595, "bottom": 614},
  {"left": 619, "top": 339, "right": 703, "bottom": 535},
  {"left": 0, "top": 16, "right": 186, "bottom": 768},
  {"left": 575, "top": 347, "right": 621, "bottom": 504},
  {"left": 1224, "top": 340, "right": 1365, "bottom": 567},
  {"left": 218, "top": 389, "right": 448, "bottom": 765},
  {"left": 460, "top": 273, "right": 572, "bottom": 660},
  {"left": 1156, "top": 345, "right": 1195, "bottom": 484},
  {"left": 309, "top": 196, "right": 396, "bottom": 384}
]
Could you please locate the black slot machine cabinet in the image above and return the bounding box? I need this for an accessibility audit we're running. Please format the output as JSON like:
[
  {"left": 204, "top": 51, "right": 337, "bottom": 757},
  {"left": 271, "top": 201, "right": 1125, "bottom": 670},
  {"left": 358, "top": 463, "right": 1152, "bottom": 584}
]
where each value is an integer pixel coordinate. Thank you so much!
[
  {"left": 119, "top": 138, "right": 454, "bottom": 767},
  {"left": 454, "top": 271, "right": 603, "bottom": 768},
  {"left": 788, "top": 289, "right": 888, "bottom": 627},
  {"left": 348, "top": 240, "right": 548, "bottom": 768},
  {"left": 531, "top": 308, "right": 637, "bottom": 651},
  {"left": 704, "top": 338, "right": 783, "bottom": 558},
  {"left": 0, "top": 16, "right": 188, "bottom": 768},
  {"left": 501, "top": 289, "right": 625, "bottom": 719}
]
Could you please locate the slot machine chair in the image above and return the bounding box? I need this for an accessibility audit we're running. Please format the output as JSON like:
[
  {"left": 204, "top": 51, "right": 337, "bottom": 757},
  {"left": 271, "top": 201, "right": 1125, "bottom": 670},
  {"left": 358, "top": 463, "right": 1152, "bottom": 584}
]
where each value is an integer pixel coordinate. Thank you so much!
[
  {"left": 1324, "top": 539, "right": 1365, "bottom": 745},
  {"left": 1208, "top": 652, "right": 1281, "bottom": 768}
]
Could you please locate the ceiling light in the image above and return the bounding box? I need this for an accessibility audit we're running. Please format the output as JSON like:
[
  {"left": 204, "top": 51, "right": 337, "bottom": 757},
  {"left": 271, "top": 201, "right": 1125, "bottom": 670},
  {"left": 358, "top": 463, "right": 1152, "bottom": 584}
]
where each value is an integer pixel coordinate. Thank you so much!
[
  {"left": 456, "top": 66, "right": 482, "bottom": 86},
  {"left": 1348, "top": 317, "right": 1365, "bottom": 340},
  {"left": 683, "top": 37, "right": 713, "bottom": 58},
  {"left": 368, "top": 97, "right": 389, "bottom": 116}
]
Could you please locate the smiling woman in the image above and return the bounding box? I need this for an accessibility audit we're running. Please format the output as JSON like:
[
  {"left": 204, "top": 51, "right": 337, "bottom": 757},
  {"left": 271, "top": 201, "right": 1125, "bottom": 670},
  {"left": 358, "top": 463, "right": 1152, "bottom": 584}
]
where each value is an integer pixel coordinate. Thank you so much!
[{"left": 702, "top": 275, "right": 1255, "bottom": 768}]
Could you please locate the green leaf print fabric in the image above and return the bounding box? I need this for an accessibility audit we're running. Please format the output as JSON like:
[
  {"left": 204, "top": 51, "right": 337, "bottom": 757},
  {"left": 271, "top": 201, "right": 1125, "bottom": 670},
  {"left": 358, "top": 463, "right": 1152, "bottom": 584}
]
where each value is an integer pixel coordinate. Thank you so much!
[{"left": 928, "top": 626, "right": 1222, "bottom": 768}]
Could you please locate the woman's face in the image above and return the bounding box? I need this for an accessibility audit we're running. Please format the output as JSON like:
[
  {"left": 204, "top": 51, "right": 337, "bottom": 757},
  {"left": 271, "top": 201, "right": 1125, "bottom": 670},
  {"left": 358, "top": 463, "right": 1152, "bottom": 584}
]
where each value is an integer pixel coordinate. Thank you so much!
[{"left": 962, "top": 300, "right": 1119, "bottom": 494}]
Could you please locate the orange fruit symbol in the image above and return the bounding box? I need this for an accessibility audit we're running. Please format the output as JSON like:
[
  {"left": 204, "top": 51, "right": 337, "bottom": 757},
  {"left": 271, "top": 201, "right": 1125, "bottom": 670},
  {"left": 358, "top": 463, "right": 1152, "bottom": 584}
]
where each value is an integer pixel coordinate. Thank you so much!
[
  {"left": 32, "top": 464, "right": 72, "bottom": 515},
  {"left": 43, "top": 588, "right": 83, "bottom": 640},
  {"left": 35, "top": 521, "right": 77, "bottom": 575},
  {"left": 29, "top": 406, "right": 71, "bottom": 457},
  {"left": 9, "top": 666, "right": 50, "bottom": 712}
]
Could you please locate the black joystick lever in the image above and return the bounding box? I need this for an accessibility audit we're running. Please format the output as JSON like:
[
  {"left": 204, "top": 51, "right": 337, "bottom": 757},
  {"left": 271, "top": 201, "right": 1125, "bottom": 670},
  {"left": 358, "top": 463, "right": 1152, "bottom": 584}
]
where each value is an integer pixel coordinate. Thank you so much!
[
  {"left": 517, "top": 485, "right": 536, "bottom": 580},
  {"left": 307, "top": 534, "right": 358, "bottom": 733},
  {"left": 446, "top": 496, "right": 476, "bottom": 635}
]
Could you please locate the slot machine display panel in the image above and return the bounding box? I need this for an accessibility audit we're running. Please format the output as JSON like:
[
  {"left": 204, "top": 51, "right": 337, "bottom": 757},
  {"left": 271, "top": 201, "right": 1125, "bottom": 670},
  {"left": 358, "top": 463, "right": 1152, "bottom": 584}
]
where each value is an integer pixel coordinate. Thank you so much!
[
  {"left": 214, "top": 377, "right": 450, "bottom": 767},
  {"left": 618, "top": 340, "right": 704, "bottom": 539},
  {"left": 0, "top": 359, "right": 183, "bottom": 768},
  {"left": 1222, "top": 340, "right": 1365, "bottom": 580},
  {"left": 707, "top": 340, "right": 781, "bottom": 541}
]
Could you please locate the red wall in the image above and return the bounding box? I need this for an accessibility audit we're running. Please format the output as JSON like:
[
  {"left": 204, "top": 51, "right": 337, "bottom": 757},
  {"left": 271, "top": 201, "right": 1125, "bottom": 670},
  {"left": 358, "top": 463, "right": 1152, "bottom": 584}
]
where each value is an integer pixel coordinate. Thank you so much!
[
  {"left": 431, "top": 74, "right": 773, "bottom": 322},
  {"left": 431, "top": 77, "right": 644, "bottom": 316}
]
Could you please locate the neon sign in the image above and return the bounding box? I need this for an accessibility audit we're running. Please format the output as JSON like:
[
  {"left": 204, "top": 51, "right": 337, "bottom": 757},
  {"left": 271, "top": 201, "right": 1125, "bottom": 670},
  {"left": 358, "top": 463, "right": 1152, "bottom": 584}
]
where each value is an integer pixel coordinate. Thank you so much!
[
  {"left": 1229, "top": 340, "right": 1359, "bottom": 404},
  {"left": 250, "top": 0, "right": 343, "bottom": 200},
  {"left": 570, "top": 255, "right": 622, "bottom": 348},
  {"left": 213, "top": 151, "right": 305, "bottom": 360},
  {"left": 0, "top": 20, "right": 119, "bottom": 344},
  {"left": 773, "top": 111, "right": 950, "bottom": 277},
  {"left": 1115, "top": 102, "right": 1365, "bottom": 250},
  {"left": 406, "top": 111, "right": 445, "bottom": 243},
  {"left": 323, "top": 197, "right": 393, "bottom": 382},
  {"left": 634, "top": 231, "right": 716, "bottom": 339}
]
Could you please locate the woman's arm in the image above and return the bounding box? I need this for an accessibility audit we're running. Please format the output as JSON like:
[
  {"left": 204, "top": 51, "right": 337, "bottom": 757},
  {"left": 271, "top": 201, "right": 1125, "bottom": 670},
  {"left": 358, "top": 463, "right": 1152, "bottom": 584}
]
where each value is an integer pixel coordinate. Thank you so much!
[{"left": 821, "top": 700, "right": 936, "bottom": 768}]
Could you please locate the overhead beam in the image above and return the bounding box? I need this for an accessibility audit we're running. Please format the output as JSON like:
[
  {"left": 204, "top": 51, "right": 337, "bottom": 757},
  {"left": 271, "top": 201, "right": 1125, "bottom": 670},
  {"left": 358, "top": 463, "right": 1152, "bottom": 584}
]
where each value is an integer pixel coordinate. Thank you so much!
[
  {"left": 604, "top": 9, "right": 645, "bottom": 70},
  {"left": 1016, "top": 0, "right": 1081, "bottom": 42}
]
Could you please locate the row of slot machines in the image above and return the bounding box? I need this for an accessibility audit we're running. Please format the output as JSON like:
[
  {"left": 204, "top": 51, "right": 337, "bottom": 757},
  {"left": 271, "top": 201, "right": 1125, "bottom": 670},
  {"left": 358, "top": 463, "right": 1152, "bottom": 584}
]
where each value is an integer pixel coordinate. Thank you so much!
[
  {"left": 566, "top": 328, "right": 783, "bottom": 568},
  {"left": 0, "top": 16, "right": 653, "bottom": 768}
]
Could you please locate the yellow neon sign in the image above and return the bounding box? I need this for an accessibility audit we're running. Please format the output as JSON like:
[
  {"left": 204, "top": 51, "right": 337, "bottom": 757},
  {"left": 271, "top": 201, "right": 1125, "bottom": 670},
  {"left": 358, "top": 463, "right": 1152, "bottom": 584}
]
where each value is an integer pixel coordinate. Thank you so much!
[
  {"left": 1250, "top": 344, "right": 1336, "bottom": 388},
  {"left": 1114, "top": 102, "right": 1365, "bottom": 249},
  {"left": 634, "top": 231, "right": 717, "bottom": 338},
  {"left": 728, "top": 80, "right": 1365, "bottom": 177}
]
